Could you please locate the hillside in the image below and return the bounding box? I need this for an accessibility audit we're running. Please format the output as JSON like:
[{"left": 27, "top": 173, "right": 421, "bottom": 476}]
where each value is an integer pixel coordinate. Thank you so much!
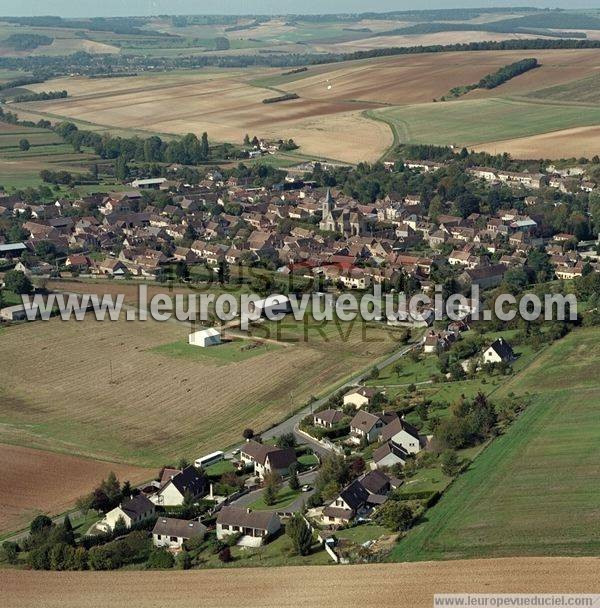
[{"left": 391, "top": 327, "right": 600, "bottom": 561}]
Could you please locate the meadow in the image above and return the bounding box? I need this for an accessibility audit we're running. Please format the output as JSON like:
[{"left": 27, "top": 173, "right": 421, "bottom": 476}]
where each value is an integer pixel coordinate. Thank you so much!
[
  {"left": 0, "top": 312, "right": 398, "bottom": 468},
  {"left": 391, "top": 327, "right": 600, "bottom": 561},
  {"left": 375, "top": 97, "right": 600, "bottom": 149}
]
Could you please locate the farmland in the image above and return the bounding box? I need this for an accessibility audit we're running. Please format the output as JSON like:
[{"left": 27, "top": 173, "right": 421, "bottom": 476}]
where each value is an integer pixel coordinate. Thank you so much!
[
  {"left": 0, "top": 443, "right": 152, "bottom": 536},
  {"left": 374, "top": 97, "right": 600, "bottom": 149},
  {"left": 6, "top": 48, "right": 598, "bottom": 164},
  {"left": 0, "top": 313, "right": 398, "bottom": 468},
  {"left": 2, "top": 557, "right": 600, "bottom": 608},
  {"left": 391, "top": 327, "right": 600, "bottom": 561}
]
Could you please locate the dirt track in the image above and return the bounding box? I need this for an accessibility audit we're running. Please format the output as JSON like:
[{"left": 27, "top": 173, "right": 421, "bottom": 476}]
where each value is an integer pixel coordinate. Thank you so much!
[{"left": 2, "top": 557, "right": 600, "bottom": 608}]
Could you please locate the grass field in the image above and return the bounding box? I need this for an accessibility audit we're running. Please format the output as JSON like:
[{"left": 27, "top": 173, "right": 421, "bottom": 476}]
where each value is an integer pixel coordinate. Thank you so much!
[
  {"left": 375, "top": 97, "right": 600, "bottom": 148},
  {"left": 150, "top": 339, "right": 280, "bottom": 365},
  {"left": 390, "top": 327, "right": 600, "bottom": 561},
  {"left": 248, "top": 487, "right": 302, "bottom": 511},
  {"left": 0, "top": 311, "right": 397, "bottom": 467}
]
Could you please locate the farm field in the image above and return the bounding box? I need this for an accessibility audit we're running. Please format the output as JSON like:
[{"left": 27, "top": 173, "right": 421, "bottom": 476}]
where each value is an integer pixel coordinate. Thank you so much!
[
  {"left": 0, "top": 443, "right": 152, "bottom": 536},
  {"left": 11, "top": 48, "right": 600, "bottom": 163},
  {"left": 0, "top": 122, "right": 96, "bottom": 188},
  {"left": 0, "top": 313, "right": 397, "bottom": 468},
  {"left": 374, "top": 97, "right": 600, "bottom": 149},
  {"left": 391, "top": 327, "right": 600, "bottom": 561},
  {"left": 3, "top": 557, "right": 600, "bottom": 608}
]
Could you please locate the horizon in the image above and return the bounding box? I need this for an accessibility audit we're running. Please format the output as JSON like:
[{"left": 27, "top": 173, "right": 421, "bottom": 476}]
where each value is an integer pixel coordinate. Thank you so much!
[{"left": 0, "top": 1, "right": 598, "bottom": 19}]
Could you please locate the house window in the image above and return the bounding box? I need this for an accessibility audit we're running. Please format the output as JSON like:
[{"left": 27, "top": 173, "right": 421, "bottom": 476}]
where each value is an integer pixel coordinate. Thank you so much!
[
  {"left": 157, "top": 534, "right": 162, "bottom": 540},
  {"left": 170, "top": 536, "right": 178, "bottom": 542},
  {"left": 222, "top": 524, "right": 230, "bottom": 530}
]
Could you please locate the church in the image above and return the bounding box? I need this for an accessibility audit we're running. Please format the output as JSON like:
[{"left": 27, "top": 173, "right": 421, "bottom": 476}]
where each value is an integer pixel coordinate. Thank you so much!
[{"left": 319, "top": 189, "right": 364, "bottom": 236}]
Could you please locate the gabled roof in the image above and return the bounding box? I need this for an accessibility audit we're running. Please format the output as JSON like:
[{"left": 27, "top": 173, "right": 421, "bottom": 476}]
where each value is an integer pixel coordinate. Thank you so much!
[
  {"left": 486, "top": 338, "right": 515, "bottom": 361},
  {"left": 166, "top": 466, "right": 207, "bottom": 498},
  {"left": 152, "top": 517, "right": 206, "bottom": 539},
  {"left": 373, "top": 441, "right": 409, "bottom": 465},
  {"left": 120, "top": 494, "right": 154, "bottom": 518},
  {"left": 350, "top": 410, "right": 382, "bottom": 433},
  {"left": 338, "top": 479, "right": 370, "bottom": 511},
  {"left": 313, "top": 409, "right": 344, "bottom": 425},
  {"left": 241, "top": 441, "right": 297, "bottom": 469},
  {"left": 359, "top": 469, "right": 391, "bottom": 495},
  {"left": 380, "top": 417, "right": 421, "bottom": 443},
  {"left": 216, "top": 506, "right": 279, "bottom": 531}
]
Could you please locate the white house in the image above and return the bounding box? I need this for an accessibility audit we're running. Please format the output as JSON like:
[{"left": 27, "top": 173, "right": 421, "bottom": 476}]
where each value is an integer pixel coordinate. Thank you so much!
[
  {"left": 239, "top": 440, "right": 297, "bottom": 479},
  {"left": 482, "top": 338, "right": 515, "bottom": 364},
  {"left": 343, "top": 387, "right": 378, "bottom": 409},
  {"left": 349, "top": 410, "right": 386, "bottom": 444},
  {"left": 152, "top": 518, "right": 207, "bottom": 550},
  {"left": 372, "top": 441, "right": 409, "bottom": 470},
  {"left": 188, "top": 327, "right": 221, "bottom": 347},
  {"left": 379, "top": 418, "right": 424, "bottom": 454},
  {"left": 102, "top": 494, "right": 155, "bottom": 531},
  {"left": 216, "top": 506, "right": 281, "bottom": 547},
  {"left": 149, "top": 466, "right": 207, "bottom": 507}
]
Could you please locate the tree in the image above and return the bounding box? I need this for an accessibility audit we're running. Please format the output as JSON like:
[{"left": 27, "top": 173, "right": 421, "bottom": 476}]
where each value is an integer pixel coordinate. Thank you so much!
[
  {"left": 176, "top": 550, "right": 192, "bottom": 570},
  {"left": 242, "top": 428, "right": 254, "bottom": 440},
  {"left": 286, "top": 513, "right": 312, "bottom": 556},
  {"left": 440, "top": 450, "right": 461, "bottom": 476},
  {"left": 277, "top": 432, "right": 296, "bottom": 449},
  {"left": 218, "top": 547, "right": 232, "bottom": 562},
  {"left": 2, "top": 541, "right": 19, "bottom": 565},
  {"left": 200, "top": 132, "right": 209, "bottom": 159},
  {"left": 4, "top": 269, "right": 33, "bottom": 294},
  {"left": 146, "top": 548, "right": 174, "bottom": 569},
  {"left": 263, "top": 471, "right": 281, "bottom": 506},
  {"left": 217, "top": 260, "right": 230, "bottom": 284},
  {"left": 174, "top": 261, "right": 189, "bottom": 281},
  {"left": 63, "top": 514, "right": 75, "bottom": 545},
  {"left": 19, "top": 138, "right": 30, "bottom": 151},
  {"left": 114, "top": 155, "right": 129, "bottom": 181},
  {"left": 30, "top": 515, "right": 53, "bottom": 535},
  {"left": 288, "top": 466, "right": 300, "bottom": 491},
  {"left": 373, "top": 500, "right": 415, "bottom": 532},
  {"left": 393, "top": 363, "right": 403, "bottom": 377},
  {"left": 369, "top": 366, "right": 380, "bottom": 380}
]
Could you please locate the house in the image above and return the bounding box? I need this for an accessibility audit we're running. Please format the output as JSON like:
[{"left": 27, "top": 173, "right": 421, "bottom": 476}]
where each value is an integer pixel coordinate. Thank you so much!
[
  {"left": 239, "top": 441, "right": 297, "bottom": 479},
  {"left": 0, "top": 242, "right": 27, "bottom": 259},
  {"left": 482, "top": 338, "right": 516, "bottom": 364},
  {"left": 152, "top": 518, "right": 207, "bottom": 550},
  {"left": 0, "top": 303, "right": 39, "bottom": 322},
  {"left": 149, "top": 466, "right": 207, "bottom": 507},
  {"left": 379, "top": 417, "right": 424, "bottom": 454},
  {"left": 188, "top": 328, "right": 221, "bottom": 347},
  {"left": 349, "top": 410, "right": 386, "bottom": 444},
  {"left": 216, "top": 506, "right": 281, "bottom": 547},
  {"left": 131, "top": 177, "right": 167, "bottom": 190},
  {"left": 372, "top": 441, "right": 409, "bottom": 470},
  {"left": 459, "top": 264, "right": 506, "bottom": 290},
  {"left": 98, "top": 258, "right": 128, "bottom": 276},
  {"left": 313, "top": 409, "right": 344, "bottom": 429},
  {"left": 102, "top": 494, "right": 155, "bottom": 531},
  {"left": 322, "top": 470, "right": 394, "bottom": 526},
  {"left": 423, "top": 330, "right": 456, "bottom": 354},
  {"left": 343, "top": 387, "right": 378, "bottom": 409}
]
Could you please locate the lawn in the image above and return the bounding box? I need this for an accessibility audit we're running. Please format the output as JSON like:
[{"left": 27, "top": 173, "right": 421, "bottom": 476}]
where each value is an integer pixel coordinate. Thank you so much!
[
  {"left": 390, "top": 327, "right": 600, "bottom": 561},
  {"left": 248, "top": 487, "right": 302, "bottom": 511},
  {"left": 335, "top": 523, "right": 389, "bottom": 545},
  {"left": 375, "top": 97, "right": 600, "bottom": 147},
  {"left": 150, "top": 339, "right": 279, "bottom": 365},
  {"left": 204, "top": 460, "right": 235, "bottom": 477}
]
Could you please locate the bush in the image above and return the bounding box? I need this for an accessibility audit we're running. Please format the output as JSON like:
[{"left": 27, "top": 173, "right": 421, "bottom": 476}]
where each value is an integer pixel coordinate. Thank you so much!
[
  {"left": 218, "top": 547, "right": 232, "bottom": 563},
  {"left": 146, "top": 548, "right": 174, "bottom": 569},
  {"left": 2, "top": 541, "right": 19, "bottom": 565},
  {"left": 175, "top": 550, "right": 192, "bottom": 570}
]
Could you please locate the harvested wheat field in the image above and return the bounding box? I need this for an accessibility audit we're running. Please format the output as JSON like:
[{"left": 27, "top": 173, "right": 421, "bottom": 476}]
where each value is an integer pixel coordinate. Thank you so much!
[
  {"left": 0, "top": 315, "right": 395, "bottom": 466},
  {"left": 0, "top": 444, "right": 152, "bottom": 534},
  {"left": 19, "top": 49, "right": 600, "bottom": 163},
  {"left": 2, "top": 558, "right": 600, "bottom": 608},
  {"left": 474, "top": 125, "right": 600, "bottom": 159}
]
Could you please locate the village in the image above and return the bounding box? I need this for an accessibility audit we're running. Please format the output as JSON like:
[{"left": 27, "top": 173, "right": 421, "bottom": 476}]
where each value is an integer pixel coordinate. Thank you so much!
[{"left": 1, "top": 143, "right": 596, "bottom": 570}]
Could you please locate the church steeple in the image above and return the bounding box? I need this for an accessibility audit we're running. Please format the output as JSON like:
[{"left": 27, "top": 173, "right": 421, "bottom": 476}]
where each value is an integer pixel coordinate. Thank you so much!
[{"left": 322, "top": 188, "right": 334, "bottom": 215}]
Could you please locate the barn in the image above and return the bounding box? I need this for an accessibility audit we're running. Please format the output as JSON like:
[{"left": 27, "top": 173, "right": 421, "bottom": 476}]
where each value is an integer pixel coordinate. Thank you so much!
[{"left": 188, "top": 327, "right": 221, "bottom": 347}]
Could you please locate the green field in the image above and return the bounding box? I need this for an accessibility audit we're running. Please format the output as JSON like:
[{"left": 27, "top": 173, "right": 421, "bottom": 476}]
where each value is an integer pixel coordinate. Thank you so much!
[
  {"left": 527, "top": 73, "right": 600, "bottom": 104},
  {"left": 374, "top": 97, "right": 600, "bottom": 147},
  {"left": 391, "top": 327, "right": 600, "bottom": 561},
  {"left": 150, "top": 338, "right": 280, "bottom": 365},
  {"left": 248, "top": 486, "right": 302, "bottom": 511}
]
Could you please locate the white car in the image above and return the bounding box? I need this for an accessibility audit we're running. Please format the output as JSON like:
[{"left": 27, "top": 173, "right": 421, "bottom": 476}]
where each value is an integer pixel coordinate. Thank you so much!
[{"left": 301, "top": 484, "right": 312, "bottom": 492}]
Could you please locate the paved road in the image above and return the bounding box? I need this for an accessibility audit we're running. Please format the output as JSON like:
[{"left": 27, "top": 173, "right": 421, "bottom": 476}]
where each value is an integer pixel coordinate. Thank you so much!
[
  {"left": 260, "top": 341, "right": 417, "bottom": 448},
  {"left": 229, "top": 470, "right": 318, "bottom": 513}
]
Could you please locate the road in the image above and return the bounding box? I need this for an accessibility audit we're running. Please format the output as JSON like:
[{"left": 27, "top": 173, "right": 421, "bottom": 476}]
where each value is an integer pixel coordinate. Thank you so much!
[
  {"left": 229, "top": 470, "right": 318, "bottom": 513},
  {"left": 258, "top": 341, "right": 417, "bottom": 450}
]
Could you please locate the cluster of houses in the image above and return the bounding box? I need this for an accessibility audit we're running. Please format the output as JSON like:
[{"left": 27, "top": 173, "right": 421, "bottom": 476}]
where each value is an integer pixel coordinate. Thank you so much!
[{"left": 1, "top": 158, "right": 597, "bottom": 312}]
